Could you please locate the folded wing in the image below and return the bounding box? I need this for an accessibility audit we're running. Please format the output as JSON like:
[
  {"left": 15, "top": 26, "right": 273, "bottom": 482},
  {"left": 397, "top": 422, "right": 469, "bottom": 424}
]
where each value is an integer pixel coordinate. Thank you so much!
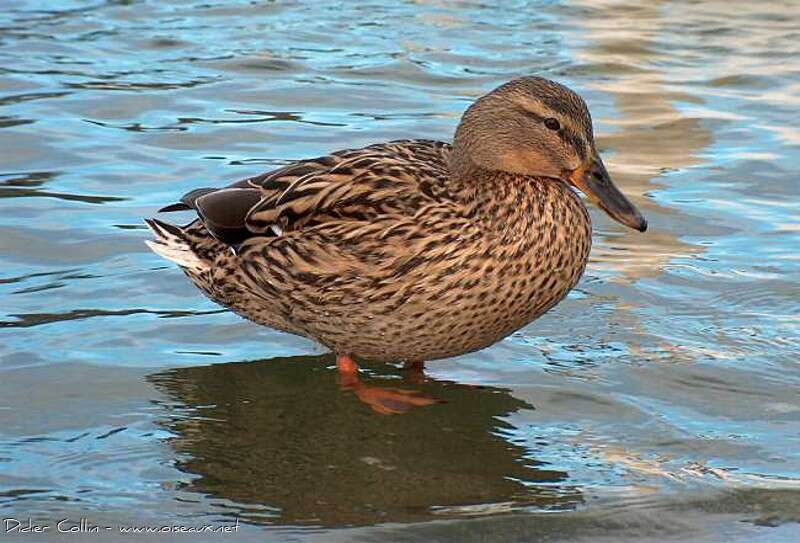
[{"left": 159, "top": 140, "right": 452, "bottom": 247}]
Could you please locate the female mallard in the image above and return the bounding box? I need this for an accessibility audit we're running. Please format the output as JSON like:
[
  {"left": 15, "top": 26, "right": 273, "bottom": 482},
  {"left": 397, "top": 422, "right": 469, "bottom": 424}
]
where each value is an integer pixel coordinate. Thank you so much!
[{"left": 147, "top": 76, "right": 646, "bottom": 412}]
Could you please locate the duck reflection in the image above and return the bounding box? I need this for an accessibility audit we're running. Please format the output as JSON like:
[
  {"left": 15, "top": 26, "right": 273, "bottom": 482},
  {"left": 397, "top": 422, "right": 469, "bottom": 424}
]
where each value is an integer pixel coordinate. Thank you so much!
[{"left": 148, "top": 355, "right": 581, "bottom": 526}]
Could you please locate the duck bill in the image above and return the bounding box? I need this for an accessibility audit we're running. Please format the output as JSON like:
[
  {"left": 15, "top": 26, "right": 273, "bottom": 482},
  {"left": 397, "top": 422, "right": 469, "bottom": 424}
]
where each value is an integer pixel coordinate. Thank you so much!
[{"left": 569, "top": 154, "right": 647, "bottom": 232}]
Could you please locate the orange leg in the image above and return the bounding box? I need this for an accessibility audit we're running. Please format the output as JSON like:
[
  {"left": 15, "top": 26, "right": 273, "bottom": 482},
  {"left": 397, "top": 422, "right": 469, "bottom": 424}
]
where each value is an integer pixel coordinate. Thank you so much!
[
  {"left": 336, "top": 352, "right": 359, "bottom": 375},
  {"left": 402, "top": 360, "right": 426, "bottom": 384},
  {"left": 336, "top": 353, "right": 440, "bottom": 415}
]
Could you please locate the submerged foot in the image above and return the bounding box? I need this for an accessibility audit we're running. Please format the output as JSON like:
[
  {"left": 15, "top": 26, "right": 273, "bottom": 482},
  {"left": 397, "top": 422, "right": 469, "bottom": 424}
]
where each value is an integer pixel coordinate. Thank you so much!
[
  {"left": 348, "top": 383, "right": 440, "bottom": 415},
  {"left": 336, "top": 354, "right": 441, "bottom": 415}
]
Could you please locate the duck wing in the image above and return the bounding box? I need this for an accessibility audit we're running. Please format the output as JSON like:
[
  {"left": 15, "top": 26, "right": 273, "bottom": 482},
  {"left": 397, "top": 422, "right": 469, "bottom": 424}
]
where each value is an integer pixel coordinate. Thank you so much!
[{"left": 161, "top": 139, "right": 452, "bottom": 247}]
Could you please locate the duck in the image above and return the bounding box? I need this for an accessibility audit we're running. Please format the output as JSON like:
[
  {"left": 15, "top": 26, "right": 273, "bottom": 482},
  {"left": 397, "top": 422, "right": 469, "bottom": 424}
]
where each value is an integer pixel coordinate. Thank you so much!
[{"left": 146, "top": 76, "right": 646, "bottom": 413}]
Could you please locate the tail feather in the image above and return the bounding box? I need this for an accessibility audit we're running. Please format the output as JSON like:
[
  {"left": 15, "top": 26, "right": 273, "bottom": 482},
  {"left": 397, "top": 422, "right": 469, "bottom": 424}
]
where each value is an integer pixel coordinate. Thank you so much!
[{"left": 144, "top": 218, "right": 207, "bottom": 272}]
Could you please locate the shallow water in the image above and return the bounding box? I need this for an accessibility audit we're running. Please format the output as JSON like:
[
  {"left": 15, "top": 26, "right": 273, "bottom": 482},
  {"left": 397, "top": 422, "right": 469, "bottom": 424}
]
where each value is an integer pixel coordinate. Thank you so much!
[{"left": 1, "top": 0, "right": 799, "bottom": 541}]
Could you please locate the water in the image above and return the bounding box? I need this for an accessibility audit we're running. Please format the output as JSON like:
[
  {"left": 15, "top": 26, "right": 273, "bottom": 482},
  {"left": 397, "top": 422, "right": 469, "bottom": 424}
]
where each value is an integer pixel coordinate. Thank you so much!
[{"left": 1, "top": 0, "right": 799, "bottom": 540}]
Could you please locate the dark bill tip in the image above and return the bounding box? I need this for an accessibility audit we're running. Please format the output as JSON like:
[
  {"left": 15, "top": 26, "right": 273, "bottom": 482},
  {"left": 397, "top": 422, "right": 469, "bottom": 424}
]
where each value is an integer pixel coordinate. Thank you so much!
[{"left": 570, "top": 156, "right": 648, "bottom": 233}]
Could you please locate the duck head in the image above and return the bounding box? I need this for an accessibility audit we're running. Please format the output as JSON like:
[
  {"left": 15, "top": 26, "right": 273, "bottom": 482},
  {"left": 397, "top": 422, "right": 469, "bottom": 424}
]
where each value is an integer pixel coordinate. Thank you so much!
[{"left": 453, "top": 76, "right": 647, "bottom": 232}]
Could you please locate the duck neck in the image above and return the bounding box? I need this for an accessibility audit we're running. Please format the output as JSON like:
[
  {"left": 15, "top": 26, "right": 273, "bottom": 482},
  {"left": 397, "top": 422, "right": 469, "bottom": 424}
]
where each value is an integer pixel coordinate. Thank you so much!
[{"left": 447, "top": 143, "right": 477, "bottom": 181}]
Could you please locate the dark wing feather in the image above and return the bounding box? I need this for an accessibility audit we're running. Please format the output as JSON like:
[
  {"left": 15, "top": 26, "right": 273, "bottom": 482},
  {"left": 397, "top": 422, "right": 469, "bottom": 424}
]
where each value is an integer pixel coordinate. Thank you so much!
[
  {"left": 193, "top": 188, "right": 262, "bottom": 246},
  {"left": 158, "top": 187, "right": 217, "bottom": 212}
]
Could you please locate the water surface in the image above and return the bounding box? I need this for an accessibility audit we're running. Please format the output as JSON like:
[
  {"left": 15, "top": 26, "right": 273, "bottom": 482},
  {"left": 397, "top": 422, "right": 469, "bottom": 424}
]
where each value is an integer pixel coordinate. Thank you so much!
[{"left": 1, "top": 1, "right": 799, "bottom": 541}]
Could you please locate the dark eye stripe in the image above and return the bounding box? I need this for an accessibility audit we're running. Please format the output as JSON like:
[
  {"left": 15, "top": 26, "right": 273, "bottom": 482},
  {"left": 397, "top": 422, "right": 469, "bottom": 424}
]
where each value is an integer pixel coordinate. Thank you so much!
[
  {"left": 563, "top": 130, "right": 587, "bottom": 161},
  {"left": 521, "top": 107, "right": 587, "bottom": 160}
]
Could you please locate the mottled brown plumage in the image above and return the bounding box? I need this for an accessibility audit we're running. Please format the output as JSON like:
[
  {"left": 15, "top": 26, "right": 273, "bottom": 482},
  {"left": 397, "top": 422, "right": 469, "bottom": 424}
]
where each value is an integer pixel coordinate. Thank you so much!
[{"left": 146, "top": 76, "right": 646, "bottom": 366}]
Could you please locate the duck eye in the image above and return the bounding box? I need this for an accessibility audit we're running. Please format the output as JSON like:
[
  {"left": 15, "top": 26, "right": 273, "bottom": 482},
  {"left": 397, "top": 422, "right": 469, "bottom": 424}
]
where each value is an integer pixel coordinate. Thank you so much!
[{"left": 544, "top": 117, "right": 560, "bottom": 131}]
